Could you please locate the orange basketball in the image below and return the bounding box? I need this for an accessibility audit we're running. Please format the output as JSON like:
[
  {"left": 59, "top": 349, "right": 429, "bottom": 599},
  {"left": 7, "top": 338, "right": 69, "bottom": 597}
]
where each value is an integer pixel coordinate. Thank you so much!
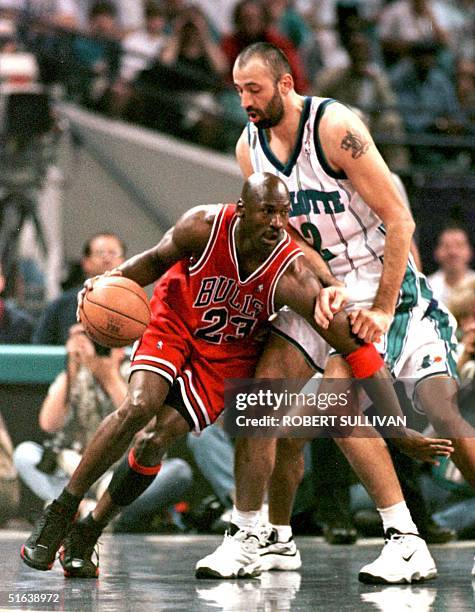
[{"left": 79, "top": 276, "right": 151, "bottom": 348}]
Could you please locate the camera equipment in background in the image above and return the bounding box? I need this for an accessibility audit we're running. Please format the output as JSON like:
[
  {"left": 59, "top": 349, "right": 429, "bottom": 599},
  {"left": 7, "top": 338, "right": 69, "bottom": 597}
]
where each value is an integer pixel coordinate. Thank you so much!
[
  {"left": 0, "top": 51, "right": 56, "bottom": 297},
  {"left": 36, "top": 433, "right": 64, "bottom": 475},
  {"left": 93, "top": 341, "right": 111, "bottom": 357}
]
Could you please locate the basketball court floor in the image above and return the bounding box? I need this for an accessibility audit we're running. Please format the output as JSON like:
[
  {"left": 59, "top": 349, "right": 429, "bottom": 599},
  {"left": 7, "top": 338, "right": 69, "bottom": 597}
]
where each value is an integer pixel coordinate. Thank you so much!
[{"left": 0, "top": 531, "right": 473, "bottom": 611}]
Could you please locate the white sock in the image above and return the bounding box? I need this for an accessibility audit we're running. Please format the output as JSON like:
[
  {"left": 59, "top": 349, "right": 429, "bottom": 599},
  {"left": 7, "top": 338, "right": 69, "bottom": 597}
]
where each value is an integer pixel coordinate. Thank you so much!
[
  {"left": 231, "top": 506, "right": 260, "bottom": 533},
  {"left": 271, "top": 524, "right": 292, "bottom": 542},
  {"left": 377, "top": 501, "right": 419, "bottom": 535}
]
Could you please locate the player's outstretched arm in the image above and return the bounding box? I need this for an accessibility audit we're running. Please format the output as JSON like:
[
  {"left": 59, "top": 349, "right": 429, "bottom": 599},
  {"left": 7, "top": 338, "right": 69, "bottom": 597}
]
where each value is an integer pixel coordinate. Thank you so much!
[
  {"left": 115, "top": 205, "right": 220, "bottom": 287},
  {"left": 275, "top": 257, "right": 453, "bottom": 463}
]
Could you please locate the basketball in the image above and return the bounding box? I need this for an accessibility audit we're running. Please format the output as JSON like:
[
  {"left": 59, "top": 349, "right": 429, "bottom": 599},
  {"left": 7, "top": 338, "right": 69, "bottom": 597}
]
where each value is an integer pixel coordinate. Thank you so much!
[{"left": 79, "top": 275, "right": 151, "bottom": 348}]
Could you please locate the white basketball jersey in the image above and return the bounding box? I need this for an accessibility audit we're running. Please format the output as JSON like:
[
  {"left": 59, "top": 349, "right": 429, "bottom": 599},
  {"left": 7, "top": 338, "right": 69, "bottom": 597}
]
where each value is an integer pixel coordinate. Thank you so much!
[{"left": 247, "top": 97, "right": 386, "bottom": 277}]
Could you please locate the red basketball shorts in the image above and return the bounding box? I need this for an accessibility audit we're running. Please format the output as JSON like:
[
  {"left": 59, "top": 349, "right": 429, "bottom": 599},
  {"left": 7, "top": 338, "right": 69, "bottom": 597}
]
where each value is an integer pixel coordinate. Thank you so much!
[{"left": 130, "top": 311, "right": 258, "bottom": 432}]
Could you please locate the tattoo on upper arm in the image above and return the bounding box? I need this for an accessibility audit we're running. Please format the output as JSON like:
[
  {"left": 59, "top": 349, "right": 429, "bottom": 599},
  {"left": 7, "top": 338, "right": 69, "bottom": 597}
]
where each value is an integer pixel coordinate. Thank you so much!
[{"left": 340, "top": 130, "right": 369, "bottom": 159}]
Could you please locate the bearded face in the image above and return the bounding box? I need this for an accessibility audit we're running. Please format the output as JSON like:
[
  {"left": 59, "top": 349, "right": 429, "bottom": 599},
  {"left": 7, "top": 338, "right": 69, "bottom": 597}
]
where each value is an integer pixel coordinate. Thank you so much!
[{"left": 251, "top": 85, "right": 285, "bottom": 129}]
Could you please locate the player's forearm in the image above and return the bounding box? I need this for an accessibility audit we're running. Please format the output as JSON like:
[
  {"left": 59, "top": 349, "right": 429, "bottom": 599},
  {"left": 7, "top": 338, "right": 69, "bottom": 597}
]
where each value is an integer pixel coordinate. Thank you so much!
[{"left": 372, "top": 219, "right": 415, "bottom": 315}]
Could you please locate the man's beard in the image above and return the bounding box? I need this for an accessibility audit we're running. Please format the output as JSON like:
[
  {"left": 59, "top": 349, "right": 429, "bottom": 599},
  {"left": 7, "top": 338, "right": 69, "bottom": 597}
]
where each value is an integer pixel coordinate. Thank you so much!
[{"left": 254, "top": 88, "right": 284, "bottom": 129}]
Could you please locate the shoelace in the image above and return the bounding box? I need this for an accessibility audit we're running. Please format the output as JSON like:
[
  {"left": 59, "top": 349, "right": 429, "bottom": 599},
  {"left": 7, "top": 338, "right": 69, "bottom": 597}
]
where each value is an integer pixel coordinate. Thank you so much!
[
  {"left": 224, "top": 529, "right": 258, "bottom": 554},
  {"left": 257, "top": 524, "right": 274, "bottom": 544}
]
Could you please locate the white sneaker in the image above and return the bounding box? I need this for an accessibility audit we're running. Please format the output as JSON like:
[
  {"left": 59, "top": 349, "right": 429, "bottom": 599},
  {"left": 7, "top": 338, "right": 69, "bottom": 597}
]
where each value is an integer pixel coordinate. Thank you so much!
[
  {"left": 258, "top": 525, "right": 302, "bottom": 571},
  {"left": 471, "top": 556, "right": 475, "bottom": 576},
  {"left": 358, "top": 529, "right": 437, "bottom": 584},
  {"left": 195, "top": 525, "right": 261, "bottom": 579}
]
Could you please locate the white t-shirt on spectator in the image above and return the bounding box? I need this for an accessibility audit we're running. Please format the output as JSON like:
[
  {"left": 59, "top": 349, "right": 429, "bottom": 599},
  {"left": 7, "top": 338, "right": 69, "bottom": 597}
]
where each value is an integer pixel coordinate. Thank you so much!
[
  {"left": 378, "top": 0, "right": 442, "bottom": 42},
  {"left": 120, "top": 30, "right": 166, "bottom": 82},
  {"left": 427, "top": 269, "right": 475, "bottom": 307}
]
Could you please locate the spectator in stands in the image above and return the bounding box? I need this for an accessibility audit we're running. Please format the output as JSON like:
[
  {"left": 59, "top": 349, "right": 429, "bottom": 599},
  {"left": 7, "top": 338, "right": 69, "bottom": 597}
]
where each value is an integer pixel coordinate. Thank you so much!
[
  {"left": 0, "top": 261, "right": 34, "bottom": 343},
  {"left": 69, "top": 0, "right": 121, "bottom": 111},
  {"left": 14, "top": 324, "right": 192, "bottom": 528},
  {"left": 119, "top": 1, "right": 167, "bottom": 83},
  {"left": 450, "top": 278, "right": 475, "bottom": 377},
  {"left": 112, "top": 1, "right": 168, "bottom": 117},
  {"left": 378, "top": 0, "right": 450, "bottom": 67},
  {"left": 0, "top": 412, "right": 20, "bottom": 526},
  {"left": 390, "top": 40, "right": 463, "bottom": 165},
  {"left": 316, "top": 29, "right": 408, "bottom": 171},
  {"left": 294, "top": 0, "right": 349, "bottom": 81},
  {"left": 20, "top": 0, "right": 81, "bottom": 31},
  {"left": 216, "top": 0, "right": 309, "bottom": 148},
  {"left": 160, "top": 0, "right": 189, "bottom": 31},
  {"left": 456, "top": 57, "right": 475, "bottom": 131},
  {"left": 263, "top": 0, "right": 311, "bottom": 50},
  {"left": 428, "top": 226, "right": 475, "bottom": 307},
  {"left": 33, "top": 232, "right": 126, "bottom": 345},
  {"left": 139, "top": 4, "right": 228, "bottom": 149},
  {"left": 220, "top": 0, "right": 309, "bottom": 93},
  {"left": 429, "top": 0, "right": 475, "bottom": 63}
]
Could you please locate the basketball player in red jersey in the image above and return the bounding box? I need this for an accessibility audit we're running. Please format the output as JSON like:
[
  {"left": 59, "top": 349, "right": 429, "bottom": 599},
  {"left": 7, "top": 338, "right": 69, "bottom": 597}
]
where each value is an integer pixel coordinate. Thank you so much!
[{"left": 20, "top": 173, "right": 448, "bottom": 579}]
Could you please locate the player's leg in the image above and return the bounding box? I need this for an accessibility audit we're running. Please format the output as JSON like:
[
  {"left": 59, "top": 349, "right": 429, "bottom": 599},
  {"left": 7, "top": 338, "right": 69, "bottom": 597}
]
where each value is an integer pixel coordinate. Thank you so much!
[
  {"left": 196, "top": 332, "right": 314, "bottom": 578},
  {"left": 254, "top": 334, "right": 313, "bottom": 571},
  {"left": 415, "top": 375, "right": 475, "bottom": 489},
  {"left": 322, "top": 355, "right": 437, "bottom": 584},
  {"left": 387, "top": 300, "right": 475, "bottom": 487},
  {"left": 59, "top": 403, "right": 191, "bottom": 578},
  {"left": 20, "top": 370, "right": 173, "bottom": 572}
]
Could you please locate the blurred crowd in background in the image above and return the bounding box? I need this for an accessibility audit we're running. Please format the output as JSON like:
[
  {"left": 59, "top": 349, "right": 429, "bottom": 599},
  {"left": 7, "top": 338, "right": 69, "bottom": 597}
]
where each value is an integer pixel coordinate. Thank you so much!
[
  {"left": 0, "top": 0, "right": 473, "bottom": 165},
  {"left": 0, "top": 0, "right": 474, "bottom": 546}
]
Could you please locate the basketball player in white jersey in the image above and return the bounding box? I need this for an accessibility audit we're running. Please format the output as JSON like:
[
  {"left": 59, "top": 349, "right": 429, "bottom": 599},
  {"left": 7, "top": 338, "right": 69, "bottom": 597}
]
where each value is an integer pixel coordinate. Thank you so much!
[{"left": 197, "top": 42, "right": 475, "bottom": 583}]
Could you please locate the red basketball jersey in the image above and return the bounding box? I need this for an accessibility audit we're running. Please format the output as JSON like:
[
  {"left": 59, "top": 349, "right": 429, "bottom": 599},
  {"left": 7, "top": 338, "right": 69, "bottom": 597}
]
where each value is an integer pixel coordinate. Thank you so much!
[{"left": 150, "top": 203, "right": 303, "bottom": 361}]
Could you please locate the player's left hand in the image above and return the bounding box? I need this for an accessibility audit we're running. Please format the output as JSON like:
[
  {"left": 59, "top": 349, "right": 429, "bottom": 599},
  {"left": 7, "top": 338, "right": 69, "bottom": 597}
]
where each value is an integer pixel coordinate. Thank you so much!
[
  {"left": 348, "top": 307, "right": 392, "bottom": 343},
  {"left": 391, "top": 429, "right": 454, "bottom": 466}
]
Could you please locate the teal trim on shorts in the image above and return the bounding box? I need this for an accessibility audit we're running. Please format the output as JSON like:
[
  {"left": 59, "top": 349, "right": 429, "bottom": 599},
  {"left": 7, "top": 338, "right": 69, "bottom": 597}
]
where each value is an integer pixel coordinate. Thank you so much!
[
  {"left": 385, "top": 310, "right": 411, "bottom": 371},
  {"left": 419, "top": 275, "right": 434, "bottom": 301},
  {"left": 385, "top": 264, "right": 419, "bottom": 370},
  {"left": 397, "top": 264, "right": 419, "bottom": 312},
  {"left": 425, "top": 305, "right": 459, "bottom": 379}
]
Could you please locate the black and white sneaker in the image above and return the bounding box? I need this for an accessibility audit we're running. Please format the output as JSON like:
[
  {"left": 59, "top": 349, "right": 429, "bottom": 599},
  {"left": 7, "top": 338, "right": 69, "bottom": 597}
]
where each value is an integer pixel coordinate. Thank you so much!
[
  {"left": 21, "top": 501, "right": 75, "bottom": 571},
  {"left": 358, "top": 528, "right": 437, "bottom": 584},
  {"left": 258, "top": 525, "right": 302, "bottom": 571},
  {"left": 195, "top": 523, "right": 261, "bottom": 579},
  {"left": 59, "top": 515, "right": 102, "bottom": 578}
]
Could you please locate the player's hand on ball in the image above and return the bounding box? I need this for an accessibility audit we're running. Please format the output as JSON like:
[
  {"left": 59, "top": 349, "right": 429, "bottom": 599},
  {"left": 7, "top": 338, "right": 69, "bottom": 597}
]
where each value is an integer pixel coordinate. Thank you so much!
[
  {"left": 349, "top": 307, "right": 392, "bottom": 343},
  {"left": 76, "top": 269, "right": 123, "bottom": 322},
  {"left": 314, "top": 285, "right": 348, "bottom": 329},
  {"left": 391, "top": 429, "right": 454, "bottom": 465}
]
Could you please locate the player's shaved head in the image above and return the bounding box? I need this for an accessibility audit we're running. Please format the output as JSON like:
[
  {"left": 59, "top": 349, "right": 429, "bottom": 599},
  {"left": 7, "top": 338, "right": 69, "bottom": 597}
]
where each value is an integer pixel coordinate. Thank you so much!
[
  {"left": 235, "top": 42, "right": 292, "bottom": 82},
  {"left": 241, "top": 172, "right": 290, "bottom": 207}
]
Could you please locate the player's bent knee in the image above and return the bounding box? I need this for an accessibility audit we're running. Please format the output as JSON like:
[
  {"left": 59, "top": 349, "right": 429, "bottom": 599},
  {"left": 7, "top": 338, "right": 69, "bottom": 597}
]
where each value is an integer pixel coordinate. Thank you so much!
[{"left": 116, "top": 394, "right": 157, "bottom": 430}]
